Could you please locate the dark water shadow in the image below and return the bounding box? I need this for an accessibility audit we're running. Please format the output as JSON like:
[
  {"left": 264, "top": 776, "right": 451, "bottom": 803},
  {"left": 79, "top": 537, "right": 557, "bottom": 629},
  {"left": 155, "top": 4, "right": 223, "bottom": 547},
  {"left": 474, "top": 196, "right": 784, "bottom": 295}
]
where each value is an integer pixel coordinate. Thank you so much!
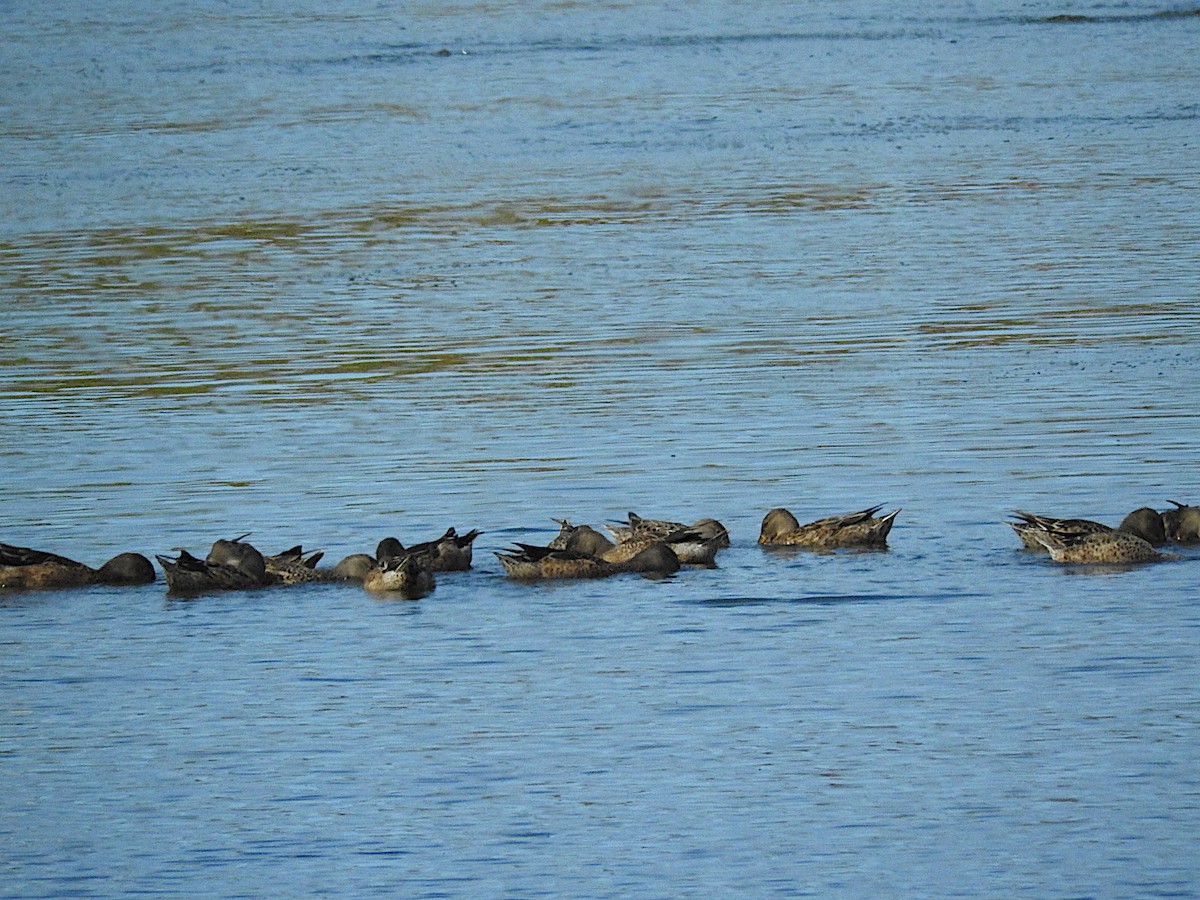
[
  {"left": 0, "top": 589, "right": 60, "bottom": 609},
  {"left": 688, "top": 592, "right": 975, "bottom": 608},
  {"left": 1046, "top": 558, "right": 1188, "bottom": 577},
  {"left": 1029, "top": 9, "right": 1200, "bottom": 25},
  {"left": 757, "top": 544, "right": 893, "bottom": 559}
]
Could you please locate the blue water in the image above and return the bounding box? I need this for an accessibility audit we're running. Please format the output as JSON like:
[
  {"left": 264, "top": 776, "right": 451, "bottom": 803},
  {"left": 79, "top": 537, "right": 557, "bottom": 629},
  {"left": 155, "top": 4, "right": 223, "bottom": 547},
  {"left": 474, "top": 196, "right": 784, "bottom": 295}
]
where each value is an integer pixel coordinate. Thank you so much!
[{"left": 3, "top": 2, "right": 1199, "bottom": 896}]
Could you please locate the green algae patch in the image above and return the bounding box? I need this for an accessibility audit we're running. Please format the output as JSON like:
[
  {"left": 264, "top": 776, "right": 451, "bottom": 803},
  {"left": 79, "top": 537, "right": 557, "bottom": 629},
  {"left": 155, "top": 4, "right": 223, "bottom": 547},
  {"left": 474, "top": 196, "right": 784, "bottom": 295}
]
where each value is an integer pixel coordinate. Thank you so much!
[
  {"left": 325, "top": 352, "right": 471, "bottom": 377},
  {"left": 203, "top": 221, "right": 305, "bottom": 242}
]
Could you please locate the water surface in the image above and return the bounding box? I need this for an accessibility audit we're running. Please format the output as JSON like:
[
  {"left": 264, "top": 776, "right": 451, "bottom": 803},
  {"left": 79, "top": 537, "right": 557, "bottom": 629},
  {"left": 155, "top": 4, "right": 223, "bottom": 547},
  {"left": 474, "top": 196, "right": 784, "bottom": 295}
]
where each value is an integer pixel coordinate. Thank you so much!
[{"left": 2, "top": 2, "right": 1199, "bottom": 896}]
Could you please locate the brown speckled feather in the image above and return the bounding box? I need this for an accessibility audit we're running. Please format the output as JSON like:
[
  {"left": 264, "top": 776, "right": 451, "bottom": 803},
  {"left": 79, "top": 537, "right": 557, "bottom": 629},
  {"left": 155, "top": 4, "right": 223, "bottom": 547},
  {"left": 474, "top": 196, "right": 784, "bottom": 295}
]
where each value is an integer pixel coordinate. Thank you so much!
[
  {"left": 759, "top": 506, "right": 898, "bottom": 549},
  {"left": 363, "top": 554, "right": 435, "bottom": 599},
  {"left": 1031, "top": 529, "right": 1165, "bottom": 564}
]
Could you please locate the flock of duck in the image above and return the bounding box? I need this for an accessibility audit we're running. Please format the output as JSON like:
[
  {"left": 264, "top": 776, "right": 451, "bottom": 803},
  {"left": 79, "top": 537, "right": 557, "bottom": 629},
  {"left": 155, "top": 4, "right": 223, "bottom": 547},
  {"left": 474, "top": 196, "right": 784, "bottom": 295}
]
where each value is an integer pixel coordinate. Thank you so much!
[{"left": 2, "top": 500, "right": 1197, "bottom": 599}]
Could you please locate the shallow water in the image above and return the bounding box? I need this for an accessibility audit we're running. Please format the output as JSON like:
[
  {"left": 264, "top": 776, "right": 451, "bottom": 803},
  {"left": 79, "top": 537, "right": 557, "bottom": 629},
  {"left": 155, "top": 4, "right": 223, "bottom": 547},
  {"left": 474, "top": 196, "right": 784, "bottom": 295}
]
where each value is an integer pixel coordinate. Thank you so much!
[{"left": 3, "top": 2, "right": 1200, "bottom": 896}]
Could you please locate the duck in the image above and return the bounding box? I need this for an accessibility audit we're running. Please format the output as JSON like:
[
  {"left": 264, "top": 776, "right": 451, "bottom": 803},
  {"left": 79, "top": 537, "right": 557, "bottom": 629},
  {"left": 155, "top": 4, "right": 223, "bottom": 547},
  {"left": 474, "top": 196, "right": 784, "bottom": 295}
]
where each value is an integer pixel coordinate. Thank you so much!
[
  {"left": 157, "top": 549, "right": 270, "bottom": 592},
  {"left": 362, "top": 553, "right": 435, "bottom": 599},
  {"left": 426, "top": 527, "right": 482, "bottom": 571},
  {"left": 0, "top": 542, "right": 155, "bottom": 591},
  {"left": 548, "top": 520, "right": 609, "bottom": 553},
  {"left": 1115, "top": 507, "right": 1167, "bottom": 544},
  {"left": 375, "top": 537, "right": 406, "bottom": 562},
  {"left": 376, "top": 527, "right": 482, "bottom": 572},
  {"left": 758, "top": 505, "right": 899, "bottom": 549},
  {"left": 1027, "top": 526, "right": 1169, "bottom": 565},
  {"left": 495, "top": 541, "right": 680, "bottom": 580},
  {"left": 1009, "top": 508, "right": 1166, "bottom": 551},
  {"left": 605, "top": 512, "right": 730, "bottom": 548},
  {"left": 205, "top": 533, "right": 325, "bottom": 585},
  {"left": 204, "top": 535, "right": 290, "bottom": 585},
  {"left": 156, "top": 544, "right": 272, "bottom": 593},
  {"left": 328, "top": 553, "right": 377, "bottom": 582},
  {"left": 552, "top": 519, "right": 724, "bottom": 567},
  {"left": 205, "top": 533, "right": 270, "bottom": 572},
  {"left": 264, "top": 545, "right": 326, "bottom": 584},
  {"left": 1161, "top": 501, "right": 1200, "bottom": 543}
]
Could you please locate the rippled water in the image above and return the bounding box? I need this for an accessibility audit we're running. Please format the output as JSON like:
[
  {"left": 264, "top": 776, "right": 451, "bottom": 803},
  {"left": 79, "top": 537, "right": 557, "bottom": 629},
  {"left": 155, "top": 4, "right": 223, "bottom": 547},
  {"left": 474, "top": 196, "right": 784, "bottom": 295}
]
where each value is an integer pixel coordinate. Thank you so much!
[{"left": 3, "top": 2, "right": 1200, "bottom": 896}]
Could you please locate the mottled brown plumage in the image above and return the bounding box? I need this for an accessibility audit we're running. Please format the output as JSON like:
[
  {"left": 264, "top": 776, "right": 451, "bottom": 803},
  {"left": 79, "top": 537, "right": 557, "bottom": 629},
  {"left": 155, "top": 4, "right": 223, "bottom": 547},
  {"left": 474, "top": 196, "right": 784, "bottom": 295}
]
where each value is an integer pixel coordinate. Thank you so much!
[
  {"left": 157, "top": 545, "right": 271, "bottom": 593},
  {"left": 1030, "top": 528, "right": 1167, "bottom": 565},
  {"left": 758, "top": 505, "right": 898, "bottom": 549},
  {"left": 496, "top": 541, "right": 680, "bottom": 580},
  {"left": 1010, "top": 508, "right": 1166, "bottom": 552},
  {"left": 0, "top": 542, "right": 154, "bottom": 591},
  {"left": 263, "top": 545, "right": 327, "bottom": 584},
  {"left": 605, "top": 513, "right": 730, "bottom": 549},
  {"left": 376, "top": 527, "right": 482, "bottom": 571},
  {"left": 362, "top": 554, "right": 435, "bottom": 599},
  {"left": 553, "top": 519, "right": 724, "bottom": 566}
]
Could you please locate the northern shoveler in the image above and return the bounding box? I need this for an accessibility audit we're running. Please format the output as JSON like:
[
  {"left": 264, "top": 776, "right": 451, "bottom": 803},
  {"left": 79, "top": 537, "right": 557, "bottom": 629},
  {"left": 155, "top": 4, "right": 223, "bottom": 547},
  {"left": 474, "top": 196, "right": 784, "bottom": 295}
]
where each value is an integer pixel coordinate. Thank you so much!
[
  {"left": 205, "top": 533, "right": 256, "bottom": 566},
  {"left": 758, "top": 505, "right": 898, "bottom": 549},
  {"left": 424, "top": 527, "right": 481, "bottom": 571},
  {"left": 362, "top": 553, "right": 435, "bottom": 599},
  {"left": 1116, "top": 508, "right": 1168, "bottom": 545},
  {"left": 328, "top": 553, "right": 377, "bottom": 582},
  {"left": 1162, "top": 501, "right": 1200, "bottom": 543},
  {"left": 553, "top": 519, "right": 723, "bottom": 567},
  {"left": 264, "top": 545, "right": 326, "bottom": 584},
  {"left": 375, "top": 537, "right": 406, "bottom": 562},
  {"left": 376, "top": 527, "right": 482, "bottom": 572},
  {"left": 495, "top": 541, "right": 680, "bottom": 580},
  {"left": 204, "top": 534, "right": 326, "bottom": 585},
  {"left": 1009, "top": 508, "right": 1166, "bottom": 551},
  {"left": 548, "top": 520, "right": 611, "bottom": 554},
  {"left": 156, "top": 544, "right": 271, "bottom": 593},
  {"left": 1027, "top": 526, "right": 1169, "bottom": 565},
  {"left": 0, "top": 542, "right": 154, "bottom": 591},
  {"left": 605, "top": 513, "right": 730, "bottom": 549}
]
